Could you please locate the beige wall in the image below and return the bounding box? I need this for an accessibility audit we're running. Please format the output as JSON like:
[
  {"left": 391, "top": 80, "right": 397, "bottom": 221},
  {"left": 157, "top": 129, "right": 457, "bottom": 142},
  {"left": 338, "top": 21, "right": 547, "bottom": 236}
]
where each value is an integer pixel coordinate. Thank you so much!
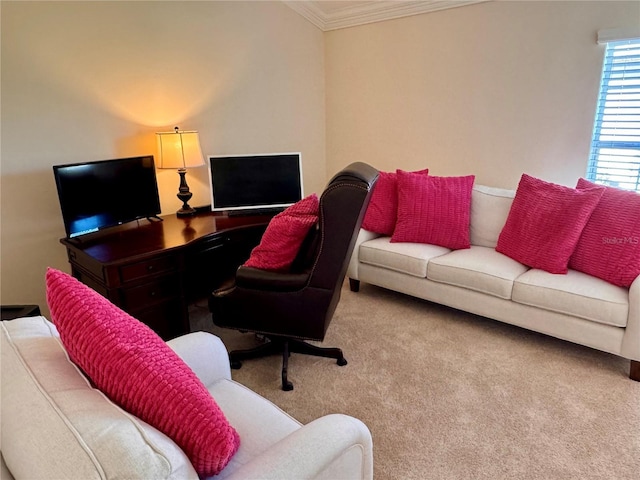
[
  {"left": 3, "top": 0, "right": 639, "bottom": 317},
  {"left": 325, "top": 0, "right": 640, "bottom": 188},
  {"left": 1, "top": 1, "right": 325, "bottom": 314}
]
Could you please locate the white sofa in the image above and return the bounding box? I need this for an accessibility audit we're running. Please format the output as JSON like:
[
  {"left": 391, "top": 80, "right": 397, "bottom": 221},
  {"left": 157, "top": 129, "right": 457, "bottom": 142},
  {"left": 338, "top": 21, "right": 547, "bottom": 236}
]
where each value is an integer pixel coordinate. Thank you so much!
[
  {"left": 347, "top": 185, "right": 640, "bottom": 381},
  {"left": 1, "top": 316, "right": 373, "bottom": 479}
]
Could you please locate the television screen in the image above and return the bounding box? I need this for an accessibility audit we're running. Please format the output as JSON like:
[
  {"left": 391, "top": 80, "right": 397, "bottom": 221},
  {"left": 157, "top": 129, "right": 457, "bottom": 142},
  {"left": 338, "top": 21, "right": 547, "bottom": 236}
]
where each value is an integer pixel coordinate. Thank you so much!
[
  {"left": 53, "top": 155, "right": 161, "bottom": 238},
  {"left": 208, "top": 153, "right": 303, "bottom": 213}
]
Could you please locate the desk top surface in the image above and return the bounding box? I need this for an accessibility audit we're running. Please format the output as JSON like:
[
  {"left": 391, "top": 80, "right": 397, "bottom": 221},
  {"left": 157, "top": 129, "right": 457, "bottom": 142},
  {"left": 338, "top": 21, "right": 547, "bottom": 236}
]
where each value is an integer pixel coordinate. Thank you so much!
[{"left": 60, "top": 211, "right": 273, "bottom": 264}]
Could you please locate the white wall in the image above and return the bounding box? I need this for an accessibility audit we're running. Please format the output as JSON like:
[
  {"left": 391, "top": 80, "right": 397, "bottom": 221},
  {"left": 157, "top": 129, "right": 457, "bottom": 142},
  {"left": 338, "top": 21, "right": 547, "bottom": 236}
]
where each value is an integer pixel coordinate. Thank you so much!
[
  {"left": 0, "top": 1, "right": 326, "bottom": 314},
  {"left": 325, "top": 0, "right": 640, "bottom": 188}
]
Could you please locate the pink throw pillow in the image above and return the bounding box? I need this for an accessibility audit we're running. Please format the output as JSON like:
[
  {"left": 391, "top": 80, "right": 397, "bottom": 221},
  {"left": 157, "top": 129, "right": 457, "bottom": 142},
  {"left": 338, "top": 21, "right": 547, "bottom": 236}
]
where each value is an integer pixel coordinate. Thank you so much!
[
  {"left": 45, "top": 268, "right": 240, "bottom": 477},
  {"left": 569, "top": 178, "right": 640, "bottom": 287},
  {"left": 391, "top": 171, "right": 475, "bottom": 250},
  {"left": 244, "top": 194, "right": 319, "bottom": 271},
  {"left": 496, "top": 174, "right": 605, "bottom": 274},
  {"left": 362, "top": 169, "right": 429, "bottom": 235}
]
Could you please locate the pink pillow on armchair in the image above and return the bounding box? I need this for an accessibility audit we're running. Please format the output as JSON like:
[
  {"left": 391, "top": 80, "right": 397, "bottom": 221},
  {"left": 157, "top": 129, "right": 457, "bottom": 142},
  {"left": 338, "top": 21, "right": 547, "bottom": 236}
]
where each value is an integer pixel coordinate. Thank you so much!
[
  {"left": 45, "top": 268, "right": 240, "bottom": 477},
  {"left": 569, "top": 178, "right": 640, "bottom": 287},
  {"left": 244, "top": 194, "right": 319, "bottom": 271},
  {"left": 496, "top": 174, "right": 605, "bottom": 274},
  {"left": 362, "top": 169, "right": 429, "bottom": 235},
  {"left": 391, "top": 171, "right": 475, "bottom": 250}
]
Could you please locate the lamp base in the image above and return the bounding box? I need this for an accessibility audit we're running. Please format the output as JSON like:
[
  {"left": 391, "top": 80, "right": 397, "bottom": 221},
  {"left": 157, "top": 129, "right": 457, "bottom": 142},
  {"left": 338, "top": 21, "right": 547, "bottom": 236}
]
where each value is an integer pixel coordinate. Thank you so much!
[
  {"left": 176, "top": 169, "right": 196, "bottom": 217},
  {"left": 176, "top": 205, "right": 197, "bottom": 217}
]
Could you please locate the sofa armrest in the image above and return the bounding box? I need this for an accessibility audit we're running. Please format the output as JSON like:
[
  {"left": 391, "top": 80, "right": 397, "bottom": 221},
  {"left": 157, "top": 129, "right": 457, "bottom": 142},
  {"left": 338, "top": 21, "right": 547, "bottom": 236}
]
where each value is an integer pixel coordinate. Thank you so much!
[
  {"left": 621, "top": 274, "right": 640, "bottom": 361},
  {"left": 224, "top": 414, "right": 373, "bottom": 480},
  {"left": 347, "top": 229, "right": 382, "bottom": 281},
  {"left": 167, "top": 331, "right": 232, "bottom": 386}
]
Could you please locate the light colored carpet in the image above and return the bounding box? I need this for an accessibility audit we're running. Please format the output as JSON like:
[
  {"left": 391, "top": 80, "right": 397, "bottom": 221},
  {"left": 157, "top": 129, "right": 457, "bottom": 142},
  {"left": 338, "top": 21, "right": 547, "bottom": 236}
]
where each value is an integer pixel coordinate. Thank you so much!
[{"left": 190, "top": 281, "right": 640, "bottom": 480}]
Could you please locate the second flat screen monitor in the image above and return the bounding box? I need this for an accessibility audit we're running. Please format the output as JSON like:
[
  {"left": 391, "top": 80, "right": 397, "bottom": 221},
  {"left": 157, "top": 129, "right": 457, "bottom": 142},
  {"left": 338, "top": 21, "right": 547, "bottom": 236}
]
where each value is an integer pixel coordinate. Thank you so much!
[{"left": 208, "top": 153, "right": 303, "bottom": 213}]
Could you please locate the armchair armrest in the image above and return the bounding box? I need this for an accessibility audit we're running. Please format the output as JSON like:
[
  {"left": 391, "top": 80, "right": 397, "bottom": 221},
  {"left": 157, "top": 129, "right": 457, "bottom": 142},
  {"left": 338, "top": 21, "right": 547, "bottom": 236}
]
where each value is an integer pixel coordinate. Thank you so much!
[
  {"left": 166, "top": 332, "right": 231, "bottom": 387},
  {"left": 234, "top": 266, "right": 310, "bottom": 292},
  {"left": 224, "top": 414, "right": 373, "bottom": 480}
]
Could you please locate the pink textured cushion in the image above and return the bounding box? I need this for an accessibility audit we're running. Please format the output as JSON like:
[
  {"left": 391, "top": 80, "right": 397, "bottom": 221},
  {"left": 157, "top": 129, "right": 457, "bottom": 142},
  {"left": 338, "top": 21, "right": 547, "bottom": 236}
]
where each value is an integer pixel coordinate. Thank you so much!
[
  {"left": 496, "top": 174, "right": 605, "bottom": 274},
  {"left": 45, "top": 268, "right": 240, "bottom": 477},
  {"left": 391, "top": 171, "right": 475, "bottom": 249},
  {"left": 362, "top": 169, "right": 429, "bottom": 235},
  {"left": 569, "top": 178, "right": 640, "bottom": 287},
  {"left": 244, "top": 194, "right": 319, "bottom": 271}
]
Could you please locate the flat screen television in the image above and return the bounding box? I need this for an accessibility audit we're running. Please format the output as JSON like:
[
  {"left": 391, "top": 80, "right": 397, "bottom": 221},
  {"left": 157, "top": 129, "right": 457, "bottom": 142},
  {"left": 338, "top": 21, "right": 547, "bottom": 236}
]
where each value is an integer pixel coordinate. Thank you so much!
[
  {"left": 208, "top": 153, "right": 303, "bottom": 214},
  {"left": 53, "top": 155, "right": 161, "bottom": 238}
]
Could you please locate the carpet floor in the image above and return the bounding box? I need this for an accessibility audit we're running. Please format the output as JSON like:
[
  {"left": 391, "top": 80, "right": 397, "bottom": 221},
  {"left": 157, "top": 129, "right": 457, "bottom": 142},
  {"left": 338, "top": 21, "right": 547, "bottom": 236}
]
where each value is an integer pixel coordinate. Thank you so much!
[{"left": 191, "top": 281, "right": 640, "bottom": 480}]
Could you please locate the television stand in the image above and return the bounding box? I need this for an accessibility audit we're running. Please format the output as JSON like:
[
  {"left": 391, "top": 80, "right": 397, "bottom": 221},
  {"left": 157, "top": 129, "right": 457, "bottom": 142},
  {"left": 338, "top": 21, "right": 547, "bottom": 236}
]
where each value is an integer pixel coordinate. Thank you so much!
[{"left": 59, "top": 211, "right": 275, "bottom": 340}]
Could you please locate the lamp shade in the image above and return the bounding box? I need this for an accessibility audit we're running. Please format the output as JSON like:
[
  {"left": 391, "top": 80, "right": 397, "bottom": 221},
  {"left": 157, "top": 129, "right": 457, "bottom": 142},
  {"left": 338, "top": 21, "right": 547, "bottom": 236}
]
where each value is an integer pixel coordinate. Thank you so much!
[{"left": 156, "top": 127, "right": 205, "bottom": 169}]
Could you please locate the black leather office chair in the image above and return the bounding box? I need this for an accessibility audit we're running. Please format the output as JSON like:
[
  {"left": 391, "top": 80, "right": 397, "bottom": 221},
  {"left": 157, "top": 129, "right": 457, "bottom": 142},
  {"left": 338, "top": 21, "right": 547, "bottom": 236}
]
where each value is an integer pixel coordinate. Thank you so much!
[{"left": 209, "top": 162, "right": 378, "bottom": 390}]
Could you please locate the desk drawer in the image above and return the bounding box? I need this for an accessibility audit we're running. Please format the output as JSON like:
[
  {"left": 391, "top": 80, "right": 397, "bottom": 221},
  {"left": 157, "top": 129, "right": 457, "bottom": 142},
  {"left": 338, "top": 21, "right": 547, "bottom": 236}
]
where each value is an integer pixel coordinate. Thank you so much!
[
  {"left": 119, "top": 256, "right": 178, "bottom": 284},
  {"left": 133, "top": 299, "right": 185, "bottom": 340},
  {"left": 120, "top": 275, "right": 180, "bottom": 309}
]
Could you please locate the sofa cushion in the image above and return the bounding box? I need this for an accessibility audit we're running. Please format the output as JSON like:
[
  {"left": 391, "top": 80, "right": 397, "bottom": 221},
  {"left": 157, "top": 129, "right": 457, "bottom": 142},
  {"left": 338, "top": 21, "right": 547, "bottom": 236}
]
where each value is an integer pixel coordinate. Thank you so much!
[
  {"left": 244, "top": 194, "right": 319, "bottom": 272},
  {"left": 360, "top": 236, "right": 450, "bottom": 278},
  {"left": 512, "top": 269, "right": 629, "bottom": 327},
  {"left": 45, "top": 268, "right": 240, "bottom": 477},
  {"left": 362, "top": 169, "right": 429, "bottom": 236},
  {"left": 496, "top": 174, "right": 605, "bottom": 274},
  {"left": 427, "top": 246, "right": 530, "bottom": 300},
  {"left": 392, "top": 171, "right": 475, "bottom": 250},
  {"left": 470, "top": 185, "right": 515, "bottom": 248},
  {"left": 569, "top": 178, "right": 640, "bottom": 287},
  {"left": 1, "top": 317, "right": 197, "bottom": 480}
]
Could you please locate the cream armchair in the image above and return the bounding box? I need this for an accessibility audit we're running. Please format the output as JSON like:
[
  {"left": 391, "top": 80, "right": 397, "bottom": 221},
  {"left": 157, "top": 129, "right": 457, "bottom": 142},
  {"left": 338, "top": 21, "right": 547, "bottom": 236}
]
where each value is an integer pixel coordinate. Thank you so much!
[{"left": 1, "top": 317, "right": 373, "bottom": 479}]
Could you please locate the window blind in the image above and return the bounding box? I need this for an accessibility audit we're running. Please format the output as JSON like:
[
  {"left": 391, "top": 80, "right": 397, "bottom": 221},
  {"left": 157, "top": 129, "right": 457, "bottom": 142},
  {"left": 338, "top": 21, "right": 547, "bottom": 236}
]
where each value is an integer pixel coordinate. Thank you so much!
[{"left": 587, "top": 39, "right": 640, "bottom": 192}]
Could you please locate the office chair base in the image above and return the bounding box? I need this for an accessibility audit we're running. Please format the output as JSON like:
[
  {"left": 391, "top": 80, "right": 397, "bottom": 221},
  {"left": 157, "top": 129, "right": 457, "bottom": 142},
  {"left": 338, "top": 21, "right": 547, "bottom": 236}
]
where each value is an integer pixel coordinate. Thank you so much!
[{"left": 228, "top": 337, "right": 347, "bottom": 391}]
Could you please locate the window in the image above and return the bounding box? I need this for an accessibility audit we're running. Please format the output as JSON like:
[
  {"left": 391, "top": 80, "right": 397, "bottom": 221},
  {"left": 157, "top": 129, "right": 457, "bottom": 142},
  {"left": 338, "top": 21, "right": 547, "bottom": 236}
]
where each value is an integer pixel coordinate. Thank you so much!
[{"left": 587, "top": 38, "right": 640, "bottom": 192}]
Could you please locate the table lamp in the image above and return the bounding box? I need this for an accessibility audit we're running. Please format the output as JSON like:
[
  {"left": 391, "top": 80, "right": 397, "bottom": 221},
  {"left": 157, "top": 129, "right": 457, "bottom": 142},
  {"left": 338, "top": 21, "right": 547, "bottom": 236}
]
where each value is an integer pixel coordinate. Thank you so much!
[{"left": 156, "top": 126, "right": 205, "bottom": 217}]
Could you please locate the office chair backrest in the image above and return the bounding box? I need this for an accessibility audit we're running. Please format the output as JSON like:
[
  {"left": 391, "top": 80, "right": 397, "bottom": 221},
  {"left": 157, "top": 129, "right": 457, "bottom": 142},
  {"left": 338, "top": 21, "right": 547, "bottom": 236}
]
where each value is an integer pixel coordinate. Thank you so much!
[{"left": 306, "top": 162, "right": 378, "bottom": 328}]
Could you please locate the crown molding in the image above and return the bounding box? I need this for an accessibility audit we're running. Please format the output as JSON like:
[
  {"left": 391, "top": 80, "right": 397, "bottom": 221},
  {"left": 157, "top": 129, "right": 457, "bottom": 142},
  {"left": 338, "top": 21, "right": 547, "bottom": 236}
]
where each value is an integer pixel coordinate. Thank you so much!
[{"left": 284, "top": 1, "right": 489, "bottom": 32}]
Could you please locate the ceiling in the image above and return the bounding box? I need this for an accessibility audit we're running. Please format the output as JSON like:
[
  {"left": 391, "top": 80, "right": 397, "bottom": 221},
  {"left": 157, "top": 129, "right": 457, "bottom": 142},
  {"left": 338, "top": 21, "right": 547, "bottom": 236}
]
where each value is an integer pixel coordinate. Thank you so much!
[{"left": 283, "top": 0, "right": 489, "bottom": 31}]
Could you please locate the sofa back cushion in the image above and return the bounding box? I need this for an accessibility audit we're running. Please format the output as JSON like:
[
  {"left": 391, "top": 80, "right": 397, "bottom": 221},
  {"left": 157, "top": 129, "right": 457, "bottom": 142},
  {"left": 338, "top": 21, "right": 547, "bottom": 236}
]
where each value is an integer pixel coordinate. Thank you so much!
[
  {"left": 470, "top": 185, "right": 515, "bottom": 248},
  {"left": 0, "top": 316, "right": 197, "bottom": 480}
]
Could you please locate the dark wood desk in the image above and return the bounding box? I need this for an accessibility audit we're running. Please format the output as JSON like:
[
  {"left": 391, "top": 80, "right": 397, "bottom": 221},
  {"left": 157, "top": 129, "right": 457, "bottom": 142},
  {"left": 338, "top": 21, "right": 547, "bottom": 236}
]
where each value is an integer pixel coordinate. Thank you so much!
[
  {"left": 60, "top": 212, "right": 272, "bottom": 339},
  {"left": 1, "top": 305, "right": 41, "bottom": 321}
]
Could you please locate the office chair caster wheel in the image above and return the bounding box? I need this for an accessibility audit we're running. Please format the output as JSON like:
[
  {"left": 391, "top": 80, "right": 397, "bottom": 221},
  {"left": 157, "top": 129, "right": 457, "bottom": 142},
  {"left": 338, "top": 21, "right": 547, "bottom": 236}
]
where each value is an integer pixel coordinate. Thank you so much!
[
  {"left": 337, "top": 357, "right": 348, "bottom": 366},
  {"left": 230, "top": 360, "right": 242, "bottom": 369}
]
